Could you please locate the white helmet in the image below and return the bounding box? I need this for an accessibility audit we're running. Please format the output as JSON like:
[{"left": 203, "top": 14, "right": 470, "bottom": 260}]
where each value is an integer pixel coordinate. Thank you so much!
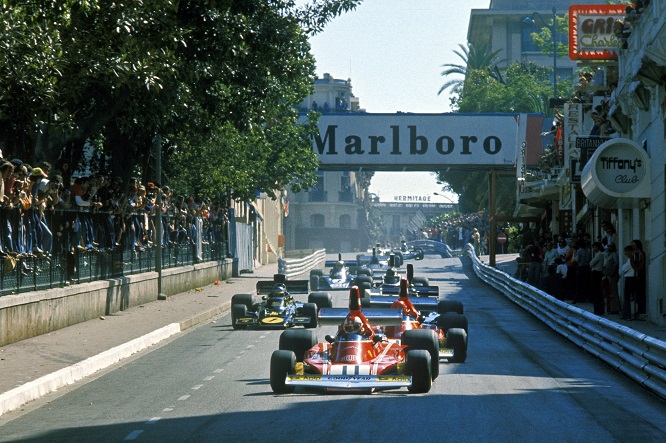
[{"left": 343, "top": 316, "right": 362, "bottom": 333}]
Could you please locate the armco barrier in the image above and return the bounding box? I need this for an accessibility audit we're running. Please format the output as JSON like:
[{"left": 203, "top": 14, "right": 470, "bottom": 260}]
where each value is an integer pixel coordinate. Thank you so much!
[
  {"left": 464, "top": 245, "right": 666, "bottom": 401},
  {"left": 278, "top": 249, "right": 326, "bottom": 279}
]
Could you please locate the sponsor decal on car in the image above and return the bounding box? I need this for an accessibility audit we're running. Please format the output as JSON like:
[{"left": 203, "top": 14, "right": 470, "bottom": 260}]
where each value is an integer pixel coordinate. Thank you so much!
[{"left": 262, "top": 317, "right": 285, "bottom": 324}]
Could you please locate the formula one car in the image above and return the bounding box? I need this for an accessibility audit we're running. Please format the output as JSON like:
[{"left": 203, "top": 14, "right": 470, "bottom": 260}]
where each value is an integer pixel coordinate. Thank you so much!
[
  {"left": 393, "top": 241, "right": 424, "bottom": 261},
  {"left": 365, "top": 278, "right": 468, "bottom": 364},
  {"left": 309, "top": 254, "right": 371, "bottom": 291},
  {"left": 375, "top": 263, "right": 438, "bottom": 297},
  {"left": 231, "top": 274, "right": 318, "bottom": 329},
  {"left": 270, "top": 287, "right": 437, "bottom": 394}
]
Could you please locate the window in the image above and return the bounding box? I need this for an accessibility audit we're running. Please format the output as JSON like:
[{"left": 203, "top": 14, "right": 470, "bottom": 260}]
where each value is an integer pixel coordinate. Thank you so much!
[
  {"left": 340, "top": 214, "right": 352, "bottom": 229},
  {"left": 310, "top": 214, "right": 325, "bottom": 228}
]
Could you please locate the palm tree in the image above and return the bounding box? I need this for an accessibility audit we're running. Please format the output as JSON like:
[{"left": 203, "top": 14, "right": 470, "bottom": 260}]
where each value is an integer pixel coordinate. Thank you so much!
[{"left": 438, "top": 43, "right": 506, "bottom": 95}]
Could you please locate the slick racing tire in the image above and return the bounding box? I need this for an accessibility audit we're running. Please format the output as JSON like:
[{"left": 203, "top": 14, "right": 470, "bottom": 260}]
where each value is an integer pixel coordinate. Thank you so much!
[
  {"left": 309, "top": 269, "right": 324, "bottom": 291},
  {"left": 407, "top": 350, "right": 432, "bottom": 393},
  {"left": 231, "top": 304, "right": 247, "bottom": 330},
  {"left": 412, "top": 276, "right": 429, "bottom": 287},
  {"left": 231, "top": 293, "right": 255, "bottom": 310},
  {"left": 394, "top": 252, "right": 404, "bottom": 267},
  {"left": 437, "top": 312, "right": 469, "bottom": 334},
  {"left": 437, "top": 300, "right": 464, "bottom": 315},
  {"left": 416, "top": 249, "right": 424, "bottom": 260},
  {"left": 302, "top": 303, "right": 318, "bottom": 329},
  {"left": 402, "top": 329, "right": 439, "bottom": 380},
  {"left": 279, "top": 329, "right": 318, "bottom": 362},
  {"left": 356, "top": 281, "right": 372, "bottom": 298},
  {"left": 270, "top": 350, "right": 296, "bottom": 394},
  {"left": 353, "top": 275, "right": 373, "bottom": 285},
  {"left": 446, "top": 328, "right": 468, "bottom": 363},
  {"left": 308, "top": 292, "right": 333, "bottom": 311},
  {"left": 356, "top": 267, "right": 372, "bottom": 277}
]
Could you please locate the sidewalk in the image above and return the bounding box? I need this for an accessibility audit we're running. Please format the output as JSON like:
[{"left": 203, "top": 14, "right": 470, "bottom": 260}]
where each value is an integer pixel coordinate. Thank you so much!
[
  {"left": 483, "top": 253, "right": 666, "bottom": 341},
  {"left": 0, "top": 262, "right": 280, "bottom": 417}
]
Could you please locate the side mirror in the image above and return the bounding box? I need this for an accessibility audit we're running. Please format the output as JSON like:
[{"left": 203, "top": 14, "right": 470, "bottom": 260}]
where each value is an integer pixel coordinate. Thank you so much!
[{"left": 325, "top": 334, "right": 335, "bottom": 344}]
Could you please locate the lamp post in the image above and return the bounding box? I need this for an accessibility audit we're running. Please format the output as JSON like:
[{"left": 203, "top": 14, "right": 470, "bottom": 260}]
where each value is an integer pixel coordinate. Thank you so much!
[
  {"left": 523, "top": 7, "right": 558, "bottom": 99},
  {"left": 433, "top": 192, "right": 458, "bottom": 205}
]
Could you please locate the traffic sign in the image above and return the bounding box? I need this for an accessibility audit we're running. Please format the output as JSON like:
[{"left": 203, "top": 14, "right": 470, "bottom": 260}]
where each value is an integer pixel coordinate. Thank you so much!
[{"left": 497, "top": 233, "right": 507, "bottom": 243}]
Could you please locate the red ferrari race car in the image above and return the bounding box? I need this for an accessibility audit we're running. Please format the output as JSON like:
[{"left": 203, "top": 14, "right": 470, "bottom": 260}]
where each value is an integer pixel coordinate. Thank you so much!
[
  {"left": 366, "top": 278, "right": 468, "bottom": 365},
  {"left": 270, "top": 287, "right": 438, "bottom": 394}
]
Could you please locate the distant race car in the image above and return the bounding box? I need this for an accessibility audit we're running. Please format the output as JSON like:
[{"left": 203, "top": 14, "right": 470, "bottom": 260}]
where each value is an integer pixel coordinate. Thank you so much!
[
  {"left": 309, "top": 253, "right": 372, "bottom": 291},
  {"left": 365, "top": 278, "right": 468, "bottom": 364},
  {"left": 231, "top": 274, "right": 321, "bottom": 330},
  {"left": 375, "top": 263, "right": 439, "bottom": 297},
  {"left": 393, "top": 241, "right": 424, "bottom": 260},
  {"left": 270, "top": 287, "right": 438, "bottom": 394}
]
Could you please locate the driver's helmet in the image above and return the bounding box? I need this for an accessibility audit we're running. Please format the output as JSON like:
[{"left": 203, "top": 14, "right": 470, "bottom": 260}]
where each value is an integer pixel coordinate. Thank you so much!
[
  {"left": 343, "top": 316, "right": 363, "bottom": 334},
  {"left": 384, "top": 269, "right": 399, "bottom": 284},
  {"left": 334, "top": 261, "right": 343, "bottom": 270},
  {"left": 272, "top": 284, "right": 287, "bottom": 296}
]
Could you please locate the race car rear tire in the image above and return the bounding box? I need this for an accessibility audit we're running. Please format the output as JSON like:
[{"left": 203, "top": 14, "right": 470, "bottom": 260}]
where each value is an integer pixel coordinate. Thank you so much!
[
  {"left": 310, "top": 275, "right": 319, "bottom": 291},
  {"left": 356, "top": 267, "right": 372, "bottom": 277},
  {"left": 437, "top": 300, "right": 464, "bottom": 315},
  {"left": 308, "top": 292, "right": 332, "bottom": 311},
  {"left": 416, "top": 249, "right": 424, "bottom": 260},
  {"left": 412, "top": 276, "right": 429, "bottom": 287},
  {"left": 402, "top": 329, "right": 439, "bottom": 380},
  {"left": 231, "top": 293, "right": 255, "bottom": 310},
  {"left": 310, "top": 269, "right": 324, "bottom": 277},
  {"left": 231, "top": 304, "right": 247, "bottom": 330},
  {"left": 394, "top": 252, "right": 404, "bottom": 267},
  {"left": 446, "top": 328, "right": 468, "bottom": 363},
  {"left": 302, "top": 303, "right": 318, "bottom": 329},
  {"left": 353, "top": 275, "right": 372, "bottom": 285},
  {"left": 356, "top": 281, "right": 372, "bottom": 298},
  {"left": 437, "top": 312, "right": 469, "bottom": 334},
  {"left": 407, "top": 350, "right": 432, "bottom": 393},
  {"left": 270, "top": 350, "right": 296, "bottom": 394},
  {"left": 406, "top": 264, "right": 414, "bottom": 282},
  {"left": 279, "top": 329, "right": 318, "bottom": 362}
]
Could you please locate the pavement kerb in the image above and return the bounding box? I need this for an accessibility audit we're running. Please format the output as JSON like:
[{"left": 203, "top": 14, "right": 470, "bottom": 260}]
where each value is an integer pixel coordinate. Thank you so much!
[
  {"left": 178, "top": 301, "right": 232, "bottom": 331},
  {"left": 0, "top": 323, "right": 182, "bottom": 417}
]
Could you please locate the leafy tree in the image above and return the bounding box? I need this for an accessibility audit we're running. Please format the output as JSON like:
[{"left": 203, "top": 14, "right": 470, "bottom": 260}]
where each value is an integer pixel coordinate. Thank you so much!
[
  {"left": 437, "top": 42, "right": 505, "bottom": 105},
  {"left": 0, "top": 0, "right": 362, "bottom": 200}
]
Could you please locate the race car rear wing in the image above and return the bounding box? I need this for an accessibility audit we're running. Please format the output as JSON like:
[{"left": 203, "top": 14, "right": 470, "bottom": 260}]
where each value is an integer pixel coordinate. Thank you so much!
[
  {"left": 256, "top": 279, "right": 309, "bottom": 295},
  {"left": 380, "top": 285, "right": 439, "bottom": 297},
  {"left": 324, "top": 260, "right": 358, "bottom": 268},
  {"left": 363, "top": 296, "right": 438, "bottom": 311},
  {"left": 318, "top": 308, "right": 403, "bottom": 326}
]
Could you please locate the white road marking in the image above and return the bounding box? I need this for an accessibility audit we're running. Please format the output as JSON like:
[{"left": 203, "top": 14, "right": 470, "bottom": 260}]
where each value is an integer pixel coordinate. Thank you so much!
[
  {"left": 162, "top": 408, "right": 174, "bottom": 412},
  {"left": 214, "top": 369, "right": 224, "bottom": 373},
  {"left": 192, "top": 385, "right": 203, "bottom": 390},
  {"left": 178, "top": 395, "right": 190, "bottom": 401},
  {"left": 146, "top": 417, "right": 161, "bottom": 424},
  {"left": 124, "top": 430, "right": 144, "bottom": 440},
  {"left": 204, "top": 376, "right": 215, "bottom": 381}
]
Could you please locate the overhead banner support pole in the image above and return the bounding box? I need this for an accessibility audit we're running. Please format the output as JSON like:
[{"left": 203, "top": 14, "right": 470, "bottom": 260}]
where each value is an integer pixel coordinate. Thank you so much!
[{"left": 489, "top": 170, "right": 497, "bottom": 267}]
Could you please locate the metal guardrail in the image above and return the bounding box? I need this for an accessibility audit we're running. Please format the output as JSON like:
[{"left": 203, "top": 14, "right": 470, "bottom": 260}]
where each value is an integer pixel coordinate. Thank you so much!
[
  {"left": 278, "top": 249, "right": 326, "bottom": 280},
  {"left": 464, "top": 244, "right": 666, "bottom": 401}
]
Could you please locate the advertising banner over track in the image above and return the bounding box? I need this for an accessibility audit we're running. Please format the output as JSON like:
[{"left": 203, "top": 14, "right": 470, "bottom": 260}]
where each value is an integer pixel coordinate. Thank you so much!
[{"left": 306, "top": 113, "right": 520, "bottom": 170}]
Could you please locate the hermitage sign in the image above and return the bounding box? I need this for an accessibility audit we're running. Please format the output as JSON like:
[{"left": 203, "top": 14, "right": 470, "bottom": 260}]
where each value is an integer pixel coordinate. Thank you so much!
[{"left": 306, "top": 114, "right": 520, "bottom": 170}]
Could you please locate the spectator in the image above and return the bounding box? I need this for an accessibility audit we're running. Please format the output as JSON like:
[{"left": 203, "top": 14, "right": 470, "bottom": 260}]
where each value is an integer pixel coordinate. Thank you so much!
[
  {"left": 602, "top": 242, "right": 620, "bottom": 314},
  {"left": 620, "top": 244, "right": 639, "bottom": 320},
  {"left": 630, "top": 239, "right": 646, "bottom": 320},
  {"left": 575, "top": 239, "right": 592, "bottom": 303},
  {"left": 590, "top": 242, "right": 605, "bottom": 315}
]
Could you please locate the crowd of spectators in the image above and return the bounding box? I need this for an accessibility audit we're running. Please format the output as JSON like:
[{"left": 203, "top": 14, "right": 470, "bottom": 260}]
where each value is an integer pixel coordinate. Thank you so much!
[
  {"left": 516, "top": 221, "right": 646, "bottom": 321},
  {"left": 0, "top": 155, "right": 230, "bottom": 279}
]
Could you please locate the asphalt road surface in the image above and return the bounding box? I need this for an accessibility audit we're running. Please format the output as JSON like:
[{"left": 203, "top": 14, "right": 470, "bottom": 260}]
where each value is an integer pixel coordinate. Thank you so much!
[{"left": 1, "top": 254, "right": 664, "bottom": 442}]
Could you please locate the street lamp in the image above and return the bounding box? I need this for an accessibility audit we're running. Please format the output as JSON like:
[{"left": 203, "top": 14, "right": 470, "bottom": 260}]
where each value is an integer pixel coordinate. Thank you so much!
[
  {"left": 523, "top": 7, "right": 558, "bottom": 99},
  {"left": 433, "top": 192, "right": 458, "bottom": 204}
]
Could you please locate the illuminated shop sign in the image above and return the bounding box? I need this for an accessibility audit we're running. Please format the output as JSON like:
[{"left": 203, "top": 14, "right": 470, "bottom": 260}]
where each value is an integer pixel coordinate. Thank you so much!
[{"left": 568, "top": 4, "right": 628, "bottom": 60}]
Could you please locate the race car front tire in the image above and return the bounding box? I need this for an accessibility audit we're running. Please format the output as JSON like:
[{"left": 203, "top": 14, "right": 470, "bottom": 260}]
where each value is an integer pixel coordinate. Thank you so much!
[
  {"left": 270, "top": 350, "right": 296, "bottom": 394},
  {"left": 302, "top": 303, "right": 318, "bottom": 328},
  {"left": 402, "top": 329, "right": 440, "bottom": 380},
  {"left": 231, "top": 304, "right": 247, "bottom": 330},
  {"left": 446, "top": 328, "right": 468, "bottom": 363},
  {"left": 416, "top": 249, "right": 424, "bottom": 260},
  {"left": 231, "top": 293, "right": 255, "bottom": 310},
  {"left": 310, "top": 275, "right": 319, "bottom": 291},
  {"left": 406, "top": 350, "right": 432, "bottom": 393},
  {"left": 437, "top": 300, "right": 464, "bottom": 315},
  {"left": 308, "top": 292, "right": 333, "bottom": 311},
  {"left": 279, "top": 329, "right": 318, "bottom": 362}
]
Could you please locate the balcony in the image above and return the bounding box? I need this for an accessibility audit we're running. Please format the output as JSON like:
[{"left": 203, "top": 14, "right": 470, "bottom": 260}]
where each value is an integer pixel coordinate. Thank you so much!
[
  {"left": 308, "top": 190, "right": 327, "bottom": 202},
  {"left": 338, "top": 190, "right": 354, "bottom": 203}
]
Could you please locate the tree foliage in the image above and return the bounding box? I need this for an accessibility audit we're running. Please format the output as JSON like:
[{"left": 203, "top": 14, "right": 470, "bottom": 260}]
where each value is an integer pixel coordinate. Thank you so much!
[{"left": 0, "top": 0, "right": 361, "bottom": 200}]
